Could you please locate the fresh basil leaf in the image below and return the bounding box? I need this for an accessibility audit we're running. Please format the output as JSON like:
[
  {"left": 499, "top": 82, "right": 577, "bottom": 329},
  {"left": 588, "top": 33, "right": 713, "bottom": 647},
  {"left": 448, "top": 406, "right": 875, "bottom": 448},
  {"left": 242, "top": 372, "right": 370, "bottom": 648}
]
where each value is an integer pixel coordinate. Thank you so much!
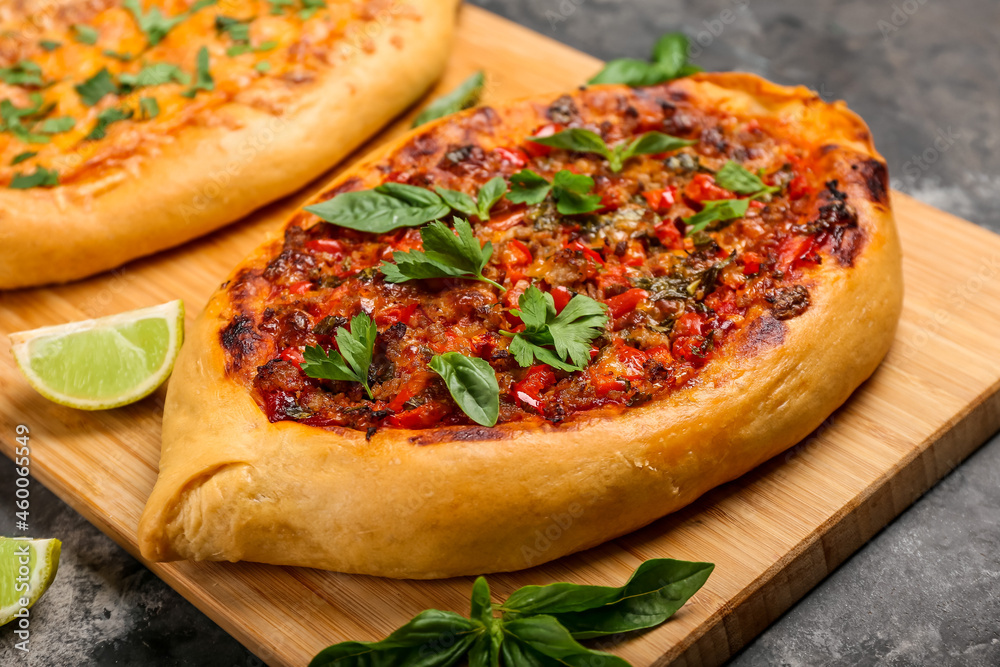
[
  {"left": 651, "top": 33, "right": 689, "bottom": 77},
  {"left": 714, "top": 160, "right": 780, "bottom": 196},
  {"left": 119, "top": 63, "right": 190, "bottom": 90},
  {"left": 181, "top": 46, "right": 214, "bottom": 98},
  {"left": 505, "top": 285, "right": 607, "bottom": 371},
  {"left": 552, "top": 170, "right": 602, "bottom": 215},
  {"left": 9, "top": 166, "right": 59, "bottom": 189},
  {"left": 75, "top": 68, "right": 119, "bottom": 107},
  {"left": 0, "top": 60, "right": 44, "bottom": 87},
  {"left": 11, "top": 151, "right": 37, "bottom": 165},
  {"left": 476, "top": 176, "right": 507, "bottom": 221},
  {"left": 412, "top": 70, "right": 485, "bottom": 128},
  {"left": 72, "top": 24, "right": 99, "bottom": 45},
  {"left": 529, "top": 128, "right": 611, "bottom": 161},
  {"left": 381, "top": 218, "right": 502, "bottom": 290},
  {"left": 468, "top": 577, "right": 501, "bottom": 667},
  {"left": 429, "top": 352, "right": 499, "bottom": 427},
  {"left": 301, "top": 313, "right": 376, "bottom": 399},
  {"left": 507, "top": 559, "right": 715, "bottom": 640},
  {"left": 305, "top": 185, "right": 450, "bottom": 234},
  {"left": 506, "top": 169, "right": 551, "bottom": 205},
  {"left": 501, "top": 615, "right": 631, "bottom": 667},
  {"left": 587, "top": 58, "right": 661, "bottom": 86},
  {"left": 139, "top": 97, "right": 160, "bottom": 120},
  {"left": 619, "top": 131, "right": 697, "bottom": 162},
  {"left": 39, "top": 116, "right": 74, "bottom": 134},
  {"left": 434, "top": 187, "right": 478, "bottom": 218},
  {"left": 85, "top": 107, "right": 133, "bottom": 141},
  {"left": 683, "top": 198, "right": 750, "bottom": 236},
  {"left": 39, "top": 40, "right": 61, "bottom": 52},
  {"left": 309, "top": 609, "right": 479, "bottom": 667}
]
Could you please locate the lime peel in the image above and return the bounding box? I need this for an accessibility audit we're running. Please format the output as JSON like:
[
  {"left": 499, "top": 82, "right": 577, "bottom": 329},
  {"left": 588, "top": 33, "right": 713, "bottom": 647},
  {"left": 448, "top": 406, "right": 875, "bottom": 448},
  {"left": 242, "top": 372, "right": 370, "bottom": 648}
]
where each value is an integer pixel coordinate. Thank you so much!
[
  {"left": 10, "top": 300, "right": 184, "bottom": 410},
  {"left": 0, "top": 537, "right": 61, "bottom": 627}
]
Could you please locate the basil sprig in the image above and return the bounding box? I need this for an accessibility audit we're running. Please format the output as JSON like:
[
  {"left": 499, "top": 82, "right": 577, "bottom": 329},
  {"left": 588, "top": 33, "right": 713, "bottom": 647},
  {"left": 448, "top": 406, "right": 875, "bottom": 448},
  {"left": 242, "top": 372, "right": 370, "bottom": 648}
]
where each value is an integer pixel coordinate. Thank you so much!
[
  {"left": 683, "top": 198, "right": 749, "bottom": 237},
  {"left": 529, "top": 129, "right": 695, "bottom": 173},
  {"left": 589, "top": 33, "right": 701, "bottom": 86},
  {"left": 508, "top": 169, "right": 603, "bottom": 215},
  {"left": 435, "top": 176, "right": 506, "bottom": 221},
  {"left": 412, "top": 70, "right": 486, "bottom": 128},
  {"left": 714, "top": 160, "right": 780, "bottom": 198},
  {"left": 429, "top": 352, "right": 500, "bottom": 427},
  {"left": 380, "top": 217, "right": 503, "bottom": 291},
  {"left": 301, "top": 313, "right": 376, "bottom": 399},
  {"left": 310, "top": 558, "right": 714, "bottom": 667},
  {"left": 503, "top": 285, "right": 608, "bottom": 372},
  {"left": 306, "top": 183, "right": 451, "bottom": 233}
]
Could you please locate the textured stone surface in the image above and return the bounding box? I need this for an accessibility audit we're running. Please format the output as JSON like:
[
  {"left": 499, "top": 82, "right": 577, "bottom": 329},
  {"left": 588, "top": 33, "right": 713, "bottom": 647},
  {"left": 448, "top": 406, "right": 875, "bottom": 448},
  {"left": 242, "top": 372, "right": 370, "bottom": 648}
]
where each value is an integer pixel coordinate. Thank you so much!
[{"left": 1, "top": 1, "right": 998, "bottom": 664}]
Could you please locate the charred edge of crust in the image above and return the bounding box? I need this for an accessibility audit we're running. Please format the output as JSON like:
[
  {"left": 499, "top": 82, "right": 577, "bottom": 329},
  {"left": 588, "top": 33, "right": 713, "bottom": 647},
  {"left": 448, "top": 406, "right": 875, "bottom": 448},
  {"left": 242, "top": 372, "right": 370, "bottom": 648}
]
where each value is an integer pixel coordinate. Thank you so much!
[
  {"left": 220, "top": 314, "right": 260, "bottom": 374},
  {"left": 737, "top": 315, "right": 787, "bottom": 358},
  {"left": 407, "top": 425, "right": 509, "bottom": 445},
  {"left": 852, "top": 157, "right": 889, "bottom": 206}
]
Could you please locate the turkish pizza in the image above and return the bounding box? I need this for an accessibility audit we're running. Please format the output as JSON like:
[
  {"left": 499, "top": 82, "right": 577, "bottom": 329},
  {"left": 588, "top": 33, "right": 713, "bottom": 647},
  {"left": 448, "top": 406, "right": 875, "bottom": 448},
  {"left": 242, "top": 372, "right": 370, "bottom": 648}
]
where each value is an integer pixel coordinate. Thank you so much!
[
  {"left": 0, "top": 0, "right": 459, "bottom": 289},
  {"left": 138, "top": 73, "right": 902, "bottom": 578}
]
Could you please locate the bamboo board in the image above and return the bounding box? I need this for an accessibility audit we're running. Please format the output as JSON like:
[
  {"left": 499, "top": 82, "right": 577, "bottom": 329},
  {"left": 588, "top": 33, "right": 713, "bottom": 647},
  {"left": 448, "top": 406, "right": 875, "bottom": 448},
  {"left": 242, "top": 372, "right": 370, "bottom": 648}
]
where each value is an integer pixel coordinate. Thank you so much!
[{"left": 2, "top": 6, "right": 999, "bottom": 666}]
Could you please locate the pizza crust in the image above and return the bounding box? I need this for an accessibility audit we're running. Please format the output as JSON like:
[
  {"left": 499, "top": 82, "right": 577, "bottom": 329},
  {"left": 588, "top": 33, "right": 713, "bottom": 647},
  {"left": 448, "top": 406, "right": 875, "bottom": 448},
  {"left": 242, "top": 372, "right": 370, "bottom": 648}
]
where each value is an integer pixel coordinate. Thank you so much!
[
  {"left": 0, "top": 0, "right": 460, "bottom": 290},
  {"left": 138, "top": 73, "right": 903, "bottom": 578}
]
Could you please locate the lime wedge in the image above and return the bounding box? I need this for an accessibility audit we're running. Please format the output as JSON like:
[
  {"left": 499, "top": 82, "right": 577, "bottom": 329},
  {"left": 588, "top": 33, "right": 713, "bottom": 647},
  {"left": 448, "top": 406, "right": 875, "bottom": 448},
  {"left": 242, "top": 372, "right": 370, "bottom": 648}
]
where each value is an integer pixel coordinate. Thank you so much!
[
  {"left": 0, "top": 538, "right": 61, "bottom": 627},
  {"left": 10, "top": 300, "right": 184, "bottom": 410}
]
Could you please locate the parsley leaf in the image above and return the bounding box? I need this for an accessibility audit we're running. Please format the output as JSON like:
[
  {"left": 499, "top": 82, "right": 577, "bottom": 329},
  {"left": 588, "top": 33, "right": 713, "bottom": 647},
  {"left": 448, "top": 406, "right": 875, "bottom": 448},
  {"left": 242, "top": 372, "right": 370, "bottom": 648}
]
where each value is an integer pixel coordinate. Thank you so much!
[
  {"left": 506, "top": 169, "right": 602, "bottom": 215},
  {"left": 0, "top": 60, "right": 44, "bottom": 87},
  {"left": 429, "top": 352, "right": 499, "bottom": 427},
  {"left": 301, "top": 313, "right": 376, "bottom": 399},
  {"left": 72, "top": 24, "right": 99, "bottom": 45},
  {"left": 139, "top": 97, "right": 160, "bottom": 119},
  {"left": 529, "top": 129, "right": 694, "bottom": 173},
  {"left": 39, "top": 116, "right": 74, "bottom": 134},
  {"left": 215, "top": 15, "right": 252, "bottom": 43},
  {"left": 181, "top": 46, "right": 214, "bottom": 98},
  {"left": 299, "top": 0, "right": 326, "bottom": 20},
  {"left": 381, "top": 217, "right": 503, "bottom": 290},
  {"left": 86, "top": 107, "right": 133, "bottom": 140},
  {"left": 75, "top": 68, "right": 119, "bottom": 107},
  {"left": 305, "top": 183, "right": 450, "bottom": 233},
  {"left": 683, "top": 198, "right": 750, "bottom": 236},
  {"left": 713, "top": 160, "right": 780, "bottom": 197},
  {"left": 504, "top": 284, "right": 608, "bottom": 371},
  {"left": 434, "top": 176, "right": 507, "bottom": 221},
  {"left": 39, "top": 41, "right": 61, "bottom": 52},
  {"left": 11, "top": 151, "right": 37, "bottom": 165},
  {"left": 254, "top": 60, "right": 272, "bottom": 73},
  {"left": 123, "top": 0, "right": 217, "bottom": 47},
  {"left": 507, "top": 169, "right": 551, "bottom": 205},
  {"left": 267, "top": 0, "right": 294, "bottom": 15},
  {"left": 119, "top": 62, "right": 190, "bottom": 90},
  {"left": 412, "top": 70, "right": 485, "bottom": 128},
  {"left": 9, "top": 166, "right": 59, "bottom": 189},
  {"left": 0, "top": 96, "right": 54, "bottom": 144},
  {"left": 589, "top": 32, "right": 702, "bottom": 86}
]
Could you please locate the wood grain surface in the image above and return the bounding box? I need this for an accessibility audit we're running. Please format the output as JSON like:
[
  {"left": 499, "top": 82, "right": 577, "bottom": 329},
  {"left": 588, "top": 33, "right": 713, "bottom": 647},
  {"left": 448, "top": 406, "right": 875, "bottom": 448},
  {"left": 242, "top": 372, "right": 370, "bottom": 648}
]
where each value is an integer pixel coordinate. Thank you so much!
[{"left": 2, "top": 6, "right": 999, "bottom": 666}]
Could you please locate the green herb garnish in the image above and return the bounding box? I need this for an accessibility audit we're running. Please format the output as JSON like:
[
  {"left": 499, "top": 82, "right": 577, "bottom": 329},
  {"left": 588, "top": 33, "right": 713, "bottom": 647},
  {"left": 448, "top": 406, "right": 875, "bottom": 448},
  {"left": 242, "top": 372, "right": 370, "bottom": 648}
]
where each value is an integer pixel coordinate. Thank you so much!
[
  {"left": 428, "top": 352, "right": 500, "bottom": 427},
  {"left": 39, "top": 116, "right": 74, "bottom": 134},
  {"left": 86, "top": 107, "right": 133, "bottom": 140},
  {"left": 434, "top": 176, "right": 506, "bottom": 221},
  {"left": 502, "top": 285, "right": 608, "bottom": 372},
  {"left": 589, "top": 32, "right": 701, "bottom": 86},
  {"left": 298, "top": 0, "right": 326, "bottom": 20},
  {"left": 71, "top": 24, "right": 99, "bottom": 45},
  {"left": 305, "top": 182, "right": 451, "bottom": 233},
  {"left": 529, "top": 128, "right": 695, "bottom": 173},
  {"left": 254, "top": 61, "right": 272, "bottom": 73},
  {"left": 9, "top": 166, "right": 59, "bottom": 189},
  {"left": 267, "top": 0, "right": 294, "bottom": 15},
  {"left": 38, "top": 41, "right": 61, "bottom": 52},
  {"left": 301, "top": 313, "right": 376, "bottom": 399},
  {"left": 507, "top": 169, "right": 604, "bottom": 215},
  {"left": 309, "top": 558, "right": 714, "bottom": 667},
  {"left": 139, "top": 97, "right": 160, "bottom": 119},
  {"left": 75, "top": 68, "right": 118, "bottom": 106},
  {"left": 119, "top": 63, "right": 189, "bottom": 90},
  {"left": 381, "top": 217, "right": 503, "bottom": 291},
  {"left": 412, "top": 70, "right": 485, "bottom": 128},
  {"left": 1, "top": 96, "right": 58, "bottom": 144},
  {"left": 683, "top": 198, "right": 750, "bottom": 237},
  {"left": 123, "top": 0, "right": 217, "bottom": 47},
  {"left": 11, "top": 151, "right": 37, "bottom": 165},
  {"left": 713, "top": 160, "right": 780, "bottom": 198},
  {"left": 0, "top": 61, "right": 44, "bottom": 87},
  {"left": 181, "top": 46, "right": 214, "bottom": 98}
]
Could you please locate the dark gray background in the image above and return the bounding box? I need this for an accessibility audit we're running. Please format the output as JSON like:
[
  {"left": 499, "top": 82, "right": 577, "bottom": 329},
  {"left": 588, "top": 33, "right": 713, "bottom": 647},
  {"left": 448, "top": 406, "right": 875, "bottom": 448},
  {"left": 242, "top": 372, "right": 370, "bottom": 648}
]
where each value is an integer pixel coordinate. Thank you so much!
[{"left": 2, "top": 0, "right": 999, "bottom": 665}]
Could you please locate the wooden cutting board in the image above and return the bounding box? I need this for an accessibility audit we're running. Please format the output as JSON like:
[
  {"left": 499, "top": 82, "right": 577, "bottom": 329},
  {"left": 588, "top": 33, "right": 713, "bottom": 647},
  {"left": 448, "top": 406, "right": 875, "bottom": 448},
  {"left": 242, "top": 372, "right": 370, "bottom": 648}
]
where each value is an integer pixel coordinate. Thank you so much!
[{"left": 2, "top": 6, "right": 999, "bottom": 666}]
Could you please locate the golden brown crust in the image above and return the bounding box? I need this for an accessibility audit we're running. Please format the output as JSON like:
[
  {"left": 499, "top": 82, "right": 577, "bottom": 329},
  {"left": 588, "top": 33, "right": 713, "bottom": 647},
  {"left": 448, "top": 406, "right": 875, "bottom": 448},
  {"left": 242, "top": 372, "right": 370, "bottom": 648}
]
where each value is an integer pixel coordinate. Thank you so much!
[
  {"left": 0, "top": 0, "right": 460, "bottom": 289},
  {"left": 138, "top": 73, "right": 903, "bottom": 578}
]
